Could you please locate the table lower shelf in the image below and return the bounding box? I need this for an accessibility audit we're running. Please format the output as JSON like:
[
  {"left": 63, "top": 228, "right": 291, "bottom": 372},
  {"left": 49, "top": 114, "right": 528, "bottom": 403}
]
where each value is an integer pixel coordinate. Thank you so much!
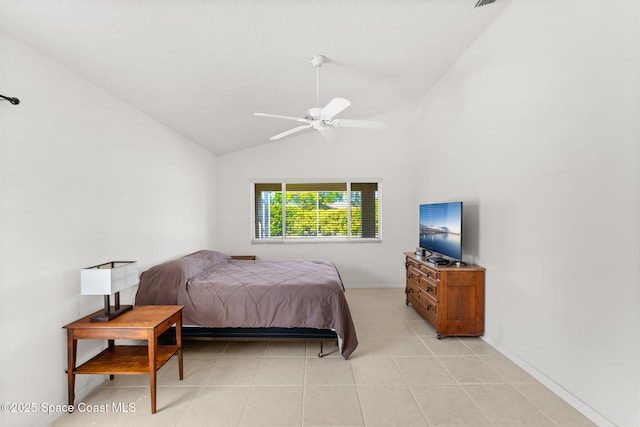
[{"left": 74, "top": 345, "right": 179, "bottom": 375}]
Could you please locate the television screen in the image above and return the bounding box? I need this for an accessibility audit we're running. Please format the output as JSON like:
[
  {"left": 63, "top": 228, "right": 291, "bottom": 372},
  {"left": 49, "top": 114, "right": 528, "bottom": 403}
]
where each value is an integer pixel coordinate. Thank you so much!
[{"left": 419, "top": 202, "right": 463, "bottom": 261}]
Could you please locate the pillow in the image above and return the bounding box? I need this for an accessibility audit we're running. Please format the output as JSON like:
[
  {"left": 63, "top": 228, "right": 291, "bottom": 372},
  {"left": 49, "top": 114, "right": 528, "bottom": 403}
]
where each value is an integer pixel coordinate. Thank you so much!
[
  {"left": 135, "top": 250, "right": 230, "bottom": 305},
  {"left": 181, "top": 250, "right": 231, "bottom": 280}
]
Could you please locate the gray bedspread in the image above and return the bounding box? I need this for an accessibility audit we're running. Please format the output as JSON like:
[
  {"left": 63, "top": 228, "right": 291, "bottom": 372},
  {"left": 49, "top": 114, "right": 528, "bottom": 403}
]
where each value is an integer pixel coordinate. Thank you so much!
[{"left": 135, "top": 250, "right": 358, "bottom": 359}]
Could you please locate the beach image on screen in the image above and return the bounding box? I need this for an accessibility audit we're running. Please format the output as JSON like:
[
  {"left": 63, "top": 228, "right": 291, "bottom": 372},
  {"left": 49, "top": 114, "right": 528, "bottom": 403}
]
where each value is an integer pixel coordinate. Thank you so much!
[{"left": 419, "top": 202, "right": 462, "bottom": 259}]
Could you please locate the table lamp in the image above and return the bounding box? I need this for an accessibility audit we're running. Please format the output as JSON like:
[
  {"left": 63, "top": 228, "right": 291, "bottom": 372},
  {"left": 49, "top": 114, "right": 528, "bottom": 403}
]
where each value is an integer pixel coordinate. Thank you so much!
[{"left": 81, "top": 261, "right": 138, "bottom": 322}]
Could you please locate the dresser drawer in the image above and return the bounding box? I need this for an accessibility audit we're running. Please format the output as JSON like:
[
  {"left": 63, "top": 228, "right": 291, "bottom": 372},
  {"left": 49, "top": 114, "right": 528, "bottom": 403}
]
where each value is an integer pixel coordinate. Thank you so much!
[
  {"left": 423, "top": 299, "right": 438, "bottom": 317},
  {"left": 419, "top": 264, "right": 440, "bottom": 280},
  {"left": 418, "top": 290, "right": 438, "bottom": 320},
  {"left": 406, "top": 259, "right": 421, "bottom": 271},
  {"left": 418, "top": 266, "right": 439, "bottom": 298},
  {"left": 407, "top": 266, "right": 421, "bottom": 286},
  {"left": 409, "top": 268, "right": 439, "bottom": 299},
  {"left": 419, "top": 276, "right": 439, "bottom": 300},
  {"left": 421, "top": 272, "right": 439, "bottom": 288},
  {"left": 407, "top": 258, "right": 439, "bottom": 299},
  {"left": 406, "top": 282, "right": 438, "bottom": 320},
  {"left": 405, "top": 281, "right": 421, "bottom": 302}
]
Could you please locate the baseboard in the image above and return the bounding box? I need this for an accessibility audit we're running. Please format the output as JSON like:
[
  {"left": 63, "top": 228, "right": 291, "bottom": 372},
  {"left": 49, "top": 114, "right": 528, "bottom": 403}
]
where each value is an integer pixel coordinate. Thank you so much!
[
  {"left": 344, "top": 282, "right": 405, "bottom": 289},
  {"left": 34, "top": 375, "right": 106, "bottom": 427},
  {"left": 73, "top": 374, "right": 107, "bottom": 402},
  {"left": 481, "top": 335, "right": 615, "bottom": 427}
]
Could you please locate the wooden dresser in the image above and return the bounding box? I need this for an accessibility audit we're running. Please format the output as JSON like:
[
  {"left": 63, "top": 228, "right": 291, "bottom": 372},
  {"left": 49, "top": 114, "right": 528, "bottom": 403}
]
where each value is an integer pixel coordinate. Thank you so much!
[{"left": 404, "top": 252, "right": 485, "bottom": 338}]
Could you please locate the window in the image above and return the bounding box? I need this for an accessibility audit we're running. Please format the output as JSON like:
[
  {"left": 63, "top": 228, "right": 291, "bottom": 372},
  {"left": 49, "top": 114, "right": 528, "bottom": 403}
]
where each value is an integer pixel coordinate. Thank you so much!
[{"left": 253, "top": 181, "right": 380, "bottom": 241}]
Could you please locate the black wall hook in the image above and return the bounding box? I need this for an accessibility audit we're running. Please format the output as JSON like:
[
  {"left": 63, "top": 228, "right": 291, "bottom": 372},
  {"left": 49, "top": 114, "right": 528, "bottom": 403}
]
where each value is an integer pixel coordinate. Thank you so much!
[{"left": 0, "top": 94, "right": 20, "bottom": 105}]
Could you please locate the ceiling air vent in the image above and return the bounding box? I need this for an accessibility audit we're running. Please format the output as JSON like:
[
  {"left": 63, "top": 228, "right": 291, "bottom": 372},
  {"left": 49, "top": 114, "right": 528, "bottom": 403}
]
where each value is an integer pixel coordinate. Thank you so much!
[{"left": 474, "top": 0, "right": 496, "bottom": 6}]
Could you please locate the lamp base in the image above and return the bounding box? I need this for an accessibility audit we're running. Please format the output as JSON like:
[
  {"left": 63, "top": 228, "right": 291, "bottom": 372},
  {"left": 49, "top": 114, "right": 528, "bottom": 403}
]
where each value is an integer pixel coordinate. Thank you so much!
[{"left": 89, "top": 305, "right": 133, "bottom": 322}]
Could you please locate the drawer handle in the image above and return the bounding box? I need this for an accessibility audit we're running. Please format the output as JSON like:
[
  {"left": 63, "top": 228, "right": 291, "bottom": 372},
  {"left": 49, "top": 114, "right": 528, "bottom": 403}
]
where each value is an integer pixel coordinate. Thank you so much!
[
  {"left": 426, "top": 286, "right": 433, "bottom": 293},
  {"left": 426, "top": 304, "right": 432, "bottom": 311}
]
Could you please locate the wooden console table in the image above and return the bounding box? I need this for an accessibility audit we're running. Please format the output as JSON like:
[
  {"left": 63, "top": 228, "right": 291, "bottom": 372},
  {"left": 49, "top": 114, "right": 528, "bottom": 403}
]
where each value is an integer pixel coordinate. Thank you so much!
[{"left": 63, "top": 305, "right": 184, "bottom": 414}]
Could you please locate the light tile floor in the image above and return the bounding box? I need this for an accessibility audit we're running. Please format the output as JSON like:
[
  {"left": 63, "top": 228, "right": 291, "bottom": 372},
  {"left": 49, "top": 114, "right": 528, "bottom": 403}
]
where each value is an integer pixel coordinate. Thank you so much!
[{"left": 53, "top": 288, "right": 596, "bottom": 426}]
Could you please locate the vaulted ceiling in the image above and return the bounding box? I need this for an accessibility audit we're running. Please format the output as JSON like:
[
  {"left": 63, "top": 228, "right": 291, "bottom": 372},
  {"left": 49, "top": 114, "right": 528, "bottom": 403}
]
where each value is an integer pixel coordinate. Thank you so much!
[{"left": 0, "top": 0, "right": 511, "bottom": 154}]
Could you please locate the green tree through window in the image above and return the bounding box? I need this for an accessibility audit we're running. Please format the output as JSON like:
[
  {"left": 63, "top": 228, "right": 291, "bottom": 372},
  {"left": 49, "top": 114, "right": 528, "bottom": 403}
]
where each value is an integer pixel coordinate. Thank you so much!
[{"left": 254, "top": 182, "right": 379, "bottom": 240}]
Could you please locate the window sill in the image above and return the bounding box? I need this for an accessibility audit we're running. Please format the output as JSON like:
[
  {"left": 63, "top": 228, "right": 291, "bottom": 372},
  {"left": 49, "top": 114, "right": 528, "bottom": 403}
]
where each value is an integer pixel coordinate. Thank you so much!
[{"left": 251, "top": 238, "right": 382, "bottom": 244}]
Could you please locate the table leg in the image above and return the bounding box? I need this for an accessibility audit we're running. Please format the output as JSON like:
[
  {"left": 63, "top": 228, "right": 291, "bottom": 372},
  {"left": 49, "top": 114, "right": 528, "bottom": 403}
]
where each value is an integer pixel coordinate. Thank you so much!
[
  {"left": 108, "top": 339, "right": 115, "bottom": 380},
  {"left": 66, "top": 332, "right": 77, "bottom": 406},
  {"left": 148, "top": 332, "right": 157, "bottom": 414},
  {"left": 176, "top": 316, "right": 183, "bottom": 380}
]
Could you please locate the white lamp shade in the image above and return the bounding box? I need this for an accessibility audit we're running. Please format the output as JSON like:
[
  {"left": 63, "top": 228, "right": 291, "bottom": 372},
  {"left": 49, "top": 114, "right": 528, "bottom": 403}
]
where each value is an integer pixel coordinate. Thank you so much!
[{"left": 81, "top": 261, "right": 139, "bottom": 295}]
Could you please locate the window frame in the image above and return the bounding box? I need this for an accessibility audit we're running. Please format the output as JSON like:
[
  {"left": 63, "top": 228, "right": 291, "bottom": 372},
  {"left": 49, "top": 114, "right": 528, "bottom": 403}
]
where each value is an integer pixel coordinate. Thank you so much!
[{"left": 251, "top": 179, "right": 382, "bottom": 244}]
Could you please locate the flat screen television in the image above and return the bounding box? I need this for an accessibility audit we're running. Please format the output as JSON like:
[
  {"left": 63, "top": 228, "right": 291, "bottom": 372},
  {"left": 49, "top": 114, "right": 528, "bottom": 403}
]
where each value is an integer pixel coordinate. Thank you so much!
[{"left": 419, "top": 201, "right": 463, "bottom": 265}]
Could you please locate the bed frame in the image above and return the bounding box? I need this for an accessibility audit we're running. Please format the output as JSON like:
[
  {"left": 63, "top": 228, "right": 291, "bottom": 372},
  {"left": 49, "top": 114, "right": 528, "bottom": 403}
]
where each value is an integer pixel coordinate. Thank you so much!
[{"left": 159, "top": 326, "right": 339, "bottom": 357}]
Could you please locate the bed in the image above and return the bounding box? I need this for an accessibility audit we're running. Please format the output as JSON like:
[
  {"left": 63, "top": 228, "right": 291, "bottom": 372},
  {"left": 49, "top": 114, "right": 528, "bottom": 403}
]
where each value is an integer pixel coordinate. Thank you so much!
[{"left": 134, "top": 250, "right": 358, "bottom": 359}]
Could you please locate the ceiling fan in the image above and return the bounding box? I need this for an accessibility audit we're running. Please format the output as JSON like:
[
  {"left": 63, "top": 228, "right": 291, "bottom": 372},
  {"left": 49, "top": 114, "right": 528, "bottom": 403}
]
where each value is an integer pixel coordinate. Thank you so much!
[{"left": 254, "top": 55, "right": 385, "bottom": 142}]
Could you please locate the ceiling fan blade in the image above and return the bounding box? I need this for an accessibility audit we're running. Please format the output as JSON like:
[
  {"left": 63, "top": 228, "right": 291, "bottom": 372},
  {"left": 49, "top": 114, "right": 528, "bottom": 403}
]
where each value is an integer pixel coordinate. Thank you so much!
[
  {"left": 320, "top": 97, "right": 351, "bottom": 120},
  {"left": 254, "top": 113, "right": 309, "bottom": 123},
  {"left": 331, "top": 119, "right": 386, "bottom": 130},
  {"left": 318, "top": 126, "right": 336, "bottom": 143},
  {"left": 269, "top": 124, "right": 313, "bottom": 141}
]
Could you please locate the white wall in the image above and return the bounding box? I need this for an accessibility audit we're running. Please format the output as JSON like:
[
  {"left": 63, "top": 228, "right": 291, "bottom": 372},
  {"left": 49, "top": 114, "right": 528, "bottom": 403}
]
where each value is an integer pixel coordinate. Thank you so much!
[
  {"left": 0, "top": 32, "right": 217, "bottom": 427},
  {"left": 216, "top": 112, "right": 419, "bottom": 287},
  {"left": 411, "top": 1, "right": 639, "bottom": 425},
  {"left": 3, "top": 1, "right": 638, "bottom": 425}
]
